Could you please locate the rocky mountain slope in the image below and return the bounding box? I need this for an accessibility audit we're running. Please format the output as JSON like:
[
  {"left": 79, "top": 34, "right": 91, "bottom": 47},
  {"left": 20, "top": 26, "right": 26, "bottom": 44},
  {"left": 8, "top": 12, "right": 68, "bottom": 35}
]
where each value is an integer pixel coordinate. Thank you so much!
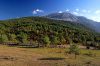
[{"left": 46, "top": 12, "right": 100, "bottom": 32}]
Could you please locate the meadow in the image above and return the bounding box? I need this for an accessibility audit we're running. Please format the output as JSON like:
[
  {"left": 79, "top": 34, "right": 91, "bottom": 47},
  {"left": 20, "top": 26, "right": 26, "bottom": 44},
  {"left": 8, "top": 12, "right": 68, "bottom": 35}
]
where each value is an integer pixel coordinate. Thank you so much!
[{"left": 0, "top": 45, "right": 99, "bottom": 66}]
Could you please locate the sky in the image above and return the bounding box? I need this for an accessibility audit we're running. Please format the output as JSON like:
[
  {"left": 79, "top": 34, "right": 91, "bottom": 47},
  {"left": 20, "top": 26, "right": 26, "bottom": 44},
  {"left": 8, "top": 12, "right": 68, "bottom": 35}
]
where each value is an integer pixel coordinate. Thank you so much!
[{"left": 0, "top": 0, "right": 100, "bottom": 22}]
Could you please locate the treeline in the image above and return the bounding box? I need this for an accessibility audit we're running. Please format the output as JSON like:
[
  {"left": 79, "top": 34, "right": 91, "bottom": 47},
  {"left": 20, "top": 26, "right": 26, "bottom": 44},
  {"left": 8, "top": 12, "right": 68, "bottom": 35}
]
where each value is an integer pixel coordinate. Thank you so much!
[{"left": 0, "top": 17, "right": 100, "bottom": 48}]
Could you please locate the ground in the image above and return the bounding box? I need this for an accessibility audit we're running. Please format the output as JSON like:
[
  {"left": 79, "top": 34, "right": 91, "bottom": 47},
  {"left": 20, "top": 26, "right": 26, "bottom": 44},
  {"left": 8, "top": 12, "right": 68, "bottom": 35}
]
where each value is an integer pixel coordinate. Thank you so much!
[{"left": 0, "top": 45, "right": 99, "bottom": 66}]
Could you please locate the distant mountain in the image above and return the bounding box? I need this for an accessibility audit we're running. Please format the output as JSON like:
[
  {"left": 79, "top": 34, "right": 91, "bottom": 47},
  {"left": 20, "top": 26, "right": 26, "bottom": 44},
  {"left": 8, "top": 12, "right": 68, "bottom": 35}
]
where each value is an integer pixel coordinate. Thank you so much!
[
  {"left": 46, "top": 12, "right": 78, "bottom": 22},
  {"left": 46, "top": 12, "right": 100, "bottom": 32}
]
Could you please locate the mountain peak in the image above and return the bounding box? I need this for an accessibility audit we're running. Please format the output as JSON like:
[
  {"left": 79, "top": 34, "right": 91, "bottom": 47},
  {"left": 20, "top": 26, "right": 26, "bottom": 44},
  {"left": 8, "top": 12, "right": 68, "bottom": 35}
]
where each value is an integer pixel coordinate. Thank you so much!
[
  {"left": 46, "top": 12, "right": 100, "bottom": 32},
  {"left": 46, "top": 12, "right": 79, "bottom": 22}
]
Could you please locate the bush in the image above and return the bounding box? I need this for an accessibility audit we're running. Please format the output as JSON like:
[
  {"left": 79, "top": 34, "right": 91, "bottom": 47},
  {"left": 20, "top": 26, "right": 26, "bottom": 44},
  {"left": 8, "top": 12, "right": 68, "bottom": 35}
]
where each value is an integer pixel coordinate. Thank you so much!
[{"left": 68, "top": 44, "right": 80, "bottom": 59}]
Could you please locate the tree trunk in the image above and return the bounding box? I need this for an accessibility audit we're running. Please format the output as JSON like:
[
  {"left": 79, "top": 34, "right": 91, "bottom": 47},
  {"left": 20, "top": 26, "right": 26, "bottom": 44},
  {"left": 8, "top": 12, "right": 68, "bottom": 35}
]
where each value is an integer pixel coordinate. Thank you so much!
[{"left": 75, "top": 54, "right": 77, "bottom": 59}]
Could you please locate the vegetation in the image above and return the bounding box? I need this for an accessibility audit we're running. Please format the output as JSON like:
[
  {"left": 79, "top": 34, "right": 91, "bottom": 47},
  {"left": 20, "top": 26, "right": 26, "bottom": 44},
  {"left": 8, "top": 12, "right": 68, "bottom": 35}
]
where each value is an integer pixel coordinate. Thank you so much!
[
  {"left": 68, "top": 44, "right": 80, "bottom": 59},
  {"left": 0, "top": 8, "right": 99, "bottom": 66},
  {"left": 0, "top": 45, "right": 99, "bottom": 66},
  {"left": 0, "top": 16, "right": 100, "bottom": 49}
]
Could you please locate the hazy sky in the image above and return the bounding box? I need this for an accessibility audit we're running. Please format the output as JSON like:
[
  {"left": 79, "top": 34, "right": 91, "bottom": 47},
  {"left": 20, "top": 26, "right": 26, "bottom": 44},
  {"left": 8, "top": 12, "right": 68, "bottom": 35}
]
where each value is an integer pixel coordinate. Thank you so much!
[{"left": 0, "top": 0, "right": 100, "bottom": 22}]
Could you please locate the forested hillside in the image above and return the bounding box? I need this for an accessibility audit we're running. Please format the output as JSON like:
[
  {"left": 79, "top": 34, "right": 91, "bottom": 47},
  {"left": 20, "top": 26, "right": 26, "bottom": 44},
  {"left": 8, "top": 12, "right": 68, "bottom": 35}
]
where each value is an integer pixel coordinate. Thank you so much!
[{"left": 0, "top": 17, "right": 100, "bottom": 48}]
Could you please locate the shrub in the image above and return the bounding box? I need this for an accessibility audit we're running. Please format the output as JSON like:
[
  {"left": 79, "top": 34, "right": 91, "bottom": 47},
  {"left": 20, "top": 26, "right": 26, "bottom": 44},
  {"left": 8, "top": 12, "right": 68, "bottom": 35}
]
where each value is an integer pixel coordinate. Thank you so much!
[{"left": 68, "top": 44, "right": 80, "bottom": 59}]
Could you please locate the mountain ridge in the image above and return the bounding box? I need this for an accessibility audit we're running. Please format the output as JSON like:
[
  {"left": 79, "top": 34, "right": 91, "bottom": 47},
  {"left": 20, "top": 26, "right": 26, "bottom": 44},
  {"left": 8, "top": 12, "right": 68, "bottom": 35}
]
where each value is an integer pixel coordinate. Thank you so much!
[{"left": 46, "top": 12, "right": 100, "bottom": 32}]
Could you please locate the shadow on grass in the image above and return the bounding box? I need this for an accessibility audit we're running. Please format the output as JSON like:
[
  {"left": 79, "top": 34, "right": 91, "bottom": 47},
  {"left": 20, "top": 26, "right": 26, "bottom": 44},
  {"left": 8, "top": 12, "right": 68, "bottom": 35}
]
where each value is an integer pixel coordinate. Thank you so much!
[
  {"left": 18, "top": 46, "right": 39, "bottom": 48},
  {"left": 38, "top": 57, "right": 65, "bottom": 60},
  {"left": 0, "top": 56, "right": 17, "bottom": 61}
]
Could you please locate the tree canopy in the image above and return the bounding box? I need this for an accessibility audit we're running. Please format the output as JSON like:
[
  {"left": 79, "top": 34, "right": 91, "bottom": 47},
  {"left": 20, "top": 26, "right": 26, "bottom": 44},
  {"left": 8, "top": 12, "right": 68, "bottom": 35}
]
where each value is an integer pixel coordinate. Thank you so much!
[{"left": 0, "top": 16, "right": 100, "bottom": 48}]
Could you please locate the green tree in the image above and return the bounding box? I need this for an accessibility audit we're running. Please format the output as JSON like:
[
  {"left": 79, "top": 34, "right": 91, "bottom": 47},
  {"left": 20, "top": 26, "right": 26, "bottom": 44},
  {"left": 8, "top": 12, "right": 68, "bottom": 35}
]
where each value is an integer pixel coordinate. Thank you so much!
[
  {"left": 0, "top": 37, "right": 4, "bottom": 43},
  {"left": 43, "top": 35, "right": 50, "bottom": 47},
  {"left": 16, "top": 35, "right": 23, "bottom": 44},
  {"left": 59, "top": 35, "right": 66, "bottom": 44},
  {"left": 69, "top": 44, "right": 80, "bottom": 59},
  {"left": 0, "top": 34, "right": 8, "bottom": 43},
  {"left": 51, "top": 36, "right": 59, "bottom": 45}
]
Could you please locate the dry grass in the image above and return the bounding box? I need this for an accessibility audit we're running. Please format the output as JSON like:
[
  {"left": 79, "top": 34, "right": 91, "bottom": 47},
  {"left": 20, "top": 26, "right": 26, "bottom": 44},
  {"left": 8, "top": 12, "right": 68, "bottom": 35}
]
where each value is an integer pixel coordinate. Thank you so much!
[{"left": 0, "top": 45, "right": 99, "bottom": 66}]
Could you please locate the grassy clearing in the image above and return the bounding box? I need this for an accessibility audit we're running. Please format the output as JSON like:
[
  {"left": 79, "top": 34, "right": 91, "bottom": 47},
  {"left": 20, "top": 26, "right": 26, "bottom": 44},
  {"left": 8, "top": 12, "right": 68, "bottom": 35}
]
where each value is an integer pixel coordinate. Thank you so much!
[{"left": 0, "top": 45, "right": 99, "bottom": 66}]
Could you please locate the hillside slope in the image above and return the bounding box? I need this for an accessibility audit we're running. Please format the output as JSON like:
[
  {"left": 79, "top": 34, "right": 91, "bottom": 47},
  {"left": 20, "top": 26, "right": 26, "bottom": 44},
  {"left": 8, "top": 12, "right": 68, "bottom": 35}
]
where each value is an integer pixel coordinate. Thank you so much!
[
  {"left": 46, "top": 12, "right": 100, "bottom": 32},
  {"left": 0, "top": 17, "right": 100, "bottom": 48}
]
